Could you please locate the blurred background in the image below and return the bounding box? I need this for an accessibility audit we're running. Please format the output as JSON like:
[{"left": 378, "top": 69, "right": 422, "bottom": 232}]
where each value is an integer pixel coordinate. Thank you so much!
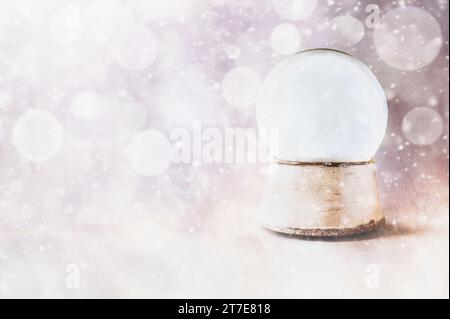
[{"left": 0, "top": 0, "right": 448, "bottom": 298}]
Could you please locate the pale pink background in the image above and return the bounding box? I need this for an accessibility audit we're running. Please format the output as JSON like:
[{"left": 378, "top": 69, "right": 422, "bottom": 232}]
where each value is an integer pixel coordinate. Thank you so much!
[{"left": 0, "top": 0, "right": 448, "bottom": 298}]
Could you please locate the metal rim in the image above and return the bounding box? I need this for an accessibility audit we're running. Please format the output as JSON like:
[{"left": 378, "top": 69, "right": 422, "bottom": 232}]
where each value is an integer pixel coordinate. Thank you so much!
[
  {"left": 264, "top": 218, "right": 386, "bottom": 238},
  {"left": 274, "top": 158, "right": 375, "bottom": 167},
  {"left": 294, "top": 47, "right": 352, "bottom": 56}
]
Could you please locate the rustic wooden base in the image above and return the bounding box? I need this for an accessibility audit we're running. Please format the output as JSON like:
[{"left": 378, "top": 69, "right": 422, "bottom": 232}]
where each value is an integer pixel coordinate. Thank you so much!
[{"left": 259, "top": 162, "right": 385, "bottom": 238}]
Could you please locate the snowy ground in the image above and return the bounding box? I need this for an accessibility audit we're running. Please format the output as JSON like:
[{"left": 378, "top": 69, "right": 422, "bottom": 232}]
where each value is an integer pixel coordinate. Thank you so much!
[{"left": 0, "top": 196, "right": 448, "bottom": 298}]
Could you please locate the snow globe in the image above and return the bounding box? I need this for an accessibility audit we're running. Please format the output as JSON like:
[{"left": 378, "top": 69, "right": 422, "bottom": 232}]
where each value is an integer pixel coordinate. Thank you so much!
[{"left": 257, "top": 48, "right": 388, "bottom": 237}]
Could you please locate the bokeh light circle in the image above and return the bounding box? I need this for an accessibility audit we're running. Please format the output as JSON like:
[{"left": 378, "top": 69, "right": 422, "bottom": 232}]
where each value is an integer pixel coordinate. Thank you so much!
[
  {"left": 402, "top": 107, "right": 444, "bottom": 146},
  {"left": 70, "top": 92, "right": 107, "bottom": 120},
  {"left": 272, "top": 0, "right": 318, "bottom": 21},
  {"left": 113, "top": 101, "right": 148, "bottom": 132},
  {"left": 128, "top": 130, "right": 172, "bottom": 176},
  {"left": 222, "top": 67, "right": 261, "bottom": 108},
  {"left": 374, "top": 7, "right": 442, "bottom": 71},
  {"left": 329, "top": 16, "right": 365, "bottom": 46},
  {"left": 270, "top": 23, "right": 301, "bottom": 55},
  {"left": 46, "top": 4, "right": 83, "bottom": 45},
  {"left": 114, "top": 26, "right": 158, "bottom": 71},
  {"left": 12, "top": 110, "right": 64, "bottom": 162}
]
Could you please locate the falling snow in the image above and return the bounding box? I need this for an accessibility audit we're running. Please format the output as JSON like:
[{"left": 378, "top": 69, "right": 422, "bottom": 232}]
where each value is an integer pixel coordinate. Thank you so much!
[{"left": 0, "top": 0, "right": 448, "bottom": 298}]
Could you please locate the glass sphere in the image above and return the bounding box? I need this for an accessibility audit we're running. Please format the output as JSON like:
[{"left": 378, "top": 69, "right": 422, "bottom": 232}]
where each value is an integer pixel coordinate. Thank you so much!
[{"left": 257, "top": 49, "right": 388, "bottom": 162}]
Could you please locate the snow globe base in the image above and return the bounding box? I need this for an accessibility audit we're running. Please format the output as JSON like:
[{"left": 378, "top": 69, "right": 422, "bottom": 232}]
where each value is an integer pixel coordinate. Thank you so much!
[{"left": 259, "top": 161, "right": 385, "bottom": 238}]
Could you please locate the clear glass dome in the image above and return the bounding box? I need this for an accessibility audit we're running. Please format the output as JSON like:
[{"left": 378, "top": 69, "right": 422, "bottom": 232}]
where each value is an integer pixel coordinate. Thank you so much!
[{"left": 257, "top": 49, "right": 388, "bottom": 162}]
